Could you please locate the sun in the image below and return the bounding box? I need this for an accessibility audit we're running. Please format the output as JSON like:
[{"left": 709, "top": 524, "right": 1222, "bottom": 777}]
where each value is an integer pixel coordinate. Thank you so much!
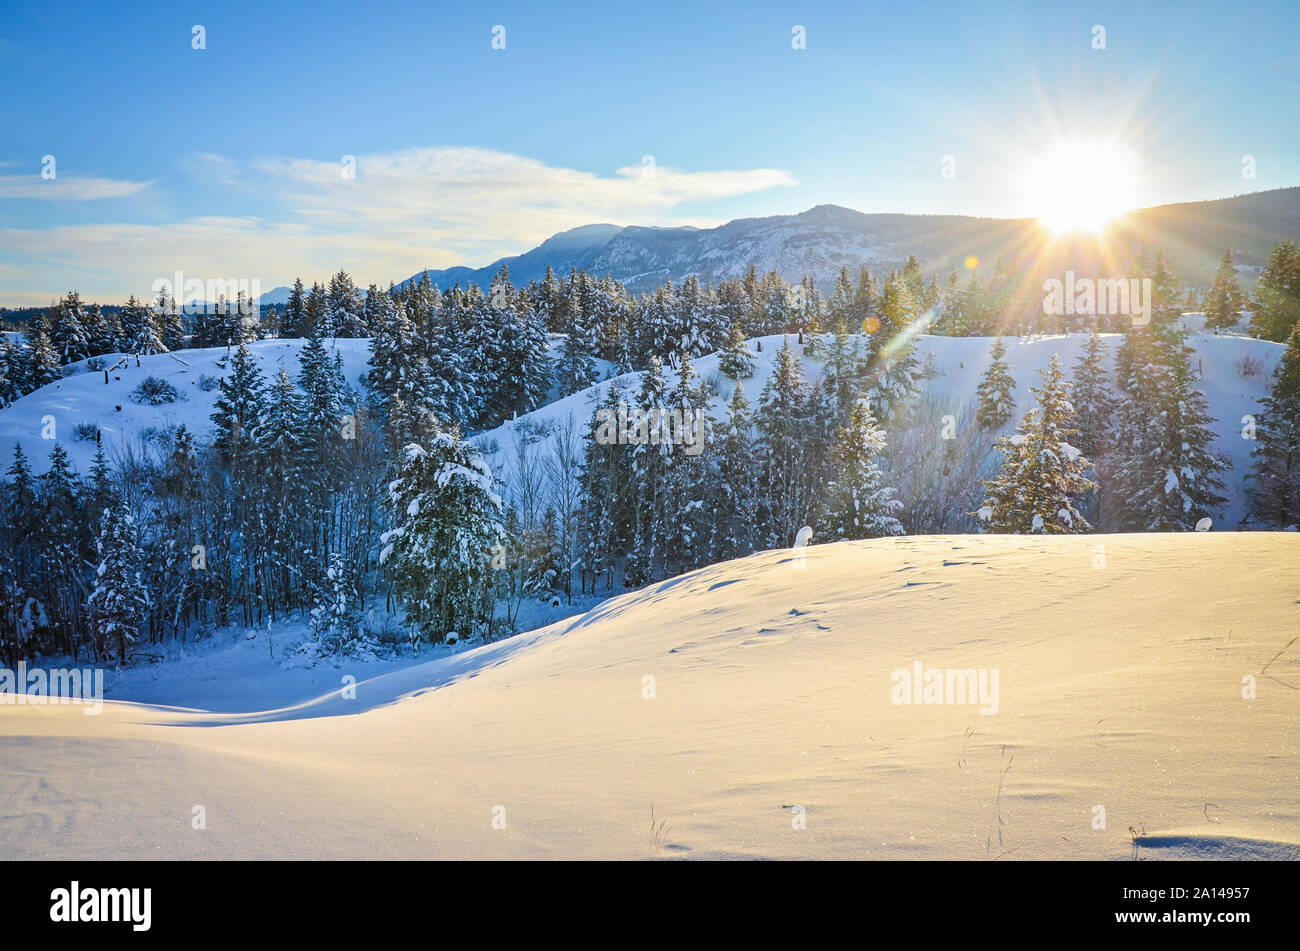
[{"left": 1024, "top": 141, "right": 1139, "bottom": 235}]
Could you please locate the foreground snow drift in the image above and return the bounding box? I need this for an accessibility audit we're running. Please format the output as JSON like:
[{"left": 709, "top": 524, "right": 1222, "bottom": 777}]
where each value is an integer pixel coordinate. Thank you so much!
[{"left": 2, "top": 533, "right": 1298, "bottom": 860}]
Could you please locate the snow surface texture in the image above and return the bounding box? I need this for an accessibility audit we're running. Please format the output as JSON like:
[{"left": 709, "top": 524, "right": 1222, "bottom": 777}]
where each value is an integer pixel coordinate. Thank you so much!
[{"left": 2, "top": 533, "right": 1297, "bottom": 859}]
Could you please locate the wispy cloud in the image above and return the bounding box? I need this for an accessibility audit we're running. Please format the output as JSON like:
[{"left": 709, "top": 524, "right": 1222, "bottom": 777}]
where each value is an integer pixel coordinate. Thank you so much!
[
  {"left": 0, "top": 147, "right": 796, "bottom": 300},
  {"left": 0, "top": 174, "right": 154, "bottom": 201},
  {"left": 251, "top": 146, "right": 795, "bottom": 253}
]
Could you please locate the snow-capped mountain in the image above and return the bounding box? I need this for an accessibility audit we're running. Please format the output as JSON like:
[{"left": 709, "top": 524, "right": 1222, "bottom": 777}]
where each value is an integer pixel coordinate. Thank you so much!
[{"left": 403, "top": 187, "right": 1300, "bottom": 294}]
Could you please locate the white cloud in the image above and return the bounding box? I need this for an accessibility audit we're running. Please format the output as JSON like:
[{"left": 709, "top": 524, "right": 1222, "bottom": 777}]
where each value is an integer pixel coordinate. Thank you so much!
[
  {"left": 0, "top": 174, "right": 154, "bottom": 201},
  {"left": 0, "top": 146, "right": 797, "bottom": 301}
]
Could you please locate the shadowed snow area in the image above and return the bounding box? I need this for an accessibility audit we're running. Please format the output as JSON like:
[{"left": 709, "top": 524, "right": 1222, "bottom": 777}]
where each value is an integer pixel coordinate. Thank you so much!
[{"left": 2, "top": 533, "right": 1298, "bottom": 859}]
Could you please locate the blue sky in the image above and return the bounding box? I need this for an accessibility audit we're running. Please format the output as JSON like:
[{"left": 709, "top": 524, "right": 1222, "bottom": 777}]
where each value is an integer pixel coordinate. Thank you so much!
[{"left": 1, "top": 0, "right": 1297, "bottom": 303}]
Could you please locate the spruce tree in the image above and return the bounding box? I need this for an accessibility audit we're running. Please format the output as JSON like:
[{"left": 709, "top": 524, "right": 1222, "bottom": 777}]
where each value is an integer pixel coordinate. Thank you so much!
[
  {"left": 718, "top": 321, "right": 756, "bottom": 379},
  {"left": 1251, "top": 240, "right": 1300, "bottom": 342},
  {"left": 25, "top": 323, "right": 61, "bottom": 388},
  {"left": 755, "top": 340, "right": 814, "bottom": 547},
  {"left": 578, "top": 382, "right": 634, "bottom": 592},
  {"left": 1111, "top": 324, "right": 1229, "bottom": 531},
  {"left": 309, "top": 551, "right": 362, "bottom": 653},
  {"left": 211, "top": 341, "right": 265, "bottom": 471},
  {"left": 557, "top": 274, "right": 599, "bottom": 395},
  {"left": 975, "top": 338, "right": 1016, "bottom": 428},
  {"left": 1203, "top": 249, "right": 1245, "bottom": 330},
  {"left": 817, "top": 399, "right": 904, "bottom": 540},
  {"left": 380, "top": 424, "right": 505, "bottom": 643},
  {"left": 712, "top": 381, "right": 757, "bottom": 560},
  {"left": 49, "top": 292, "right": 91, "bottom": 364},
  {"left": 1069, "top": 330, "right": 1114, "bottom": 458},
  {"left": 1249, "top": 324, "right": 1300, "bottom": 527},
  {"left": 283, "top": 277, "right": 308, "bottom": 338},
  {"left": 624, "top": 357, "right": 671, "bottom": 586},
  {"left": 978, "top": 354, "right": 1094, "bottom": 534},
  {"left": 86, "top": 493, "right": 149, "bottom": 662}
]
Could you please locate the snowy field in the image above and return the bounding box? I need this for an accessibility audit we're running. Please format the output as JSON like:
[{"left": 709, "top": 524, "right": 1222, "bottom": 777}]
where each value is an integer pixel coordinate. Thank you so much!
[{"left": 2, "top": 532, "right": 1297, "bottom": 860}]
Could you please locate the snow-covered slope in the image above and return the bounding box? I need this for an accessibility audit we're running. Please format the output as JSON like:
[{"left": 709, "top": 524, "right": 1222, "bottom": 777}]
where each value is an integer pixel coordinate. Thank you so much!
[
  {"left": 474, "top": 331, "right": 1284, "bottom": 529},
  {"left": 2, "top": 533, "right": 1297, "bottom": 859},
  {"left": 0, "top": 331, "right": 1282, "bottom": 528},
  {"left": 0, "top": 339, "right": 373, "bottom": 474}
]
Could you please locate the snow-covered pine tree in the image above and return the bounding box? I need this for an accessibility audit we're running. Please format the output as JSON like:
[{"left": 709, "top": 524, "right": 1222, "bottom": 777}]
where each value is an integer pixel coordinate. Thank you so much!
[
  {"left": 664, "top": 353, "right": 716, "bottom": 574},
  {"left": 637, "top": 280, "right": 677, "bottom": 366},
  {"left": 86, "top": 304, "right": 122, "bottom": 355},
  {"left": 975, "top": 338, "right": 1016, "bottom": 428},
  {"left": 852, "top": 265, "right": 880, "bottom": 330},
  {"left": 1203, "top": 249, "right": 1245, "bottom": 330},
  {"left": 509, "top": 301, "right": 552, "bottom": 417},
  {"left": 419, "top": 295, "right": 476, "bottom": 428},
  {"left": 211, "top": 341, "right": 265, "bottom": 472},
  {"left": 816, "top": 398, "right": 904, "bottom": 541},
  {"left": 819, "top": 316, "right": 862, "bottom": 427},
  {"left": 711, "top": 381, "right": 757, "bottom": 560},
  {"left": 1249, "top": 323, "right": 1300, "bottom": 527},
  {"left": 828, "top": 266, "right": 855, "bottom": 328},
  {"left": 282, "top": 277, "right": 309, "bottom": 337},
  {"left": 364, "top": 292, "right": 407, "bottom": 403},
  {"left": 305, "top": 282, "right": 328, "bottom": 339},
  {"left": 309, "top": 551, "right": 363, "bottom": 653},
  {"left": 535, "top": 265, "right": 564, "bottom": 333},
  {"left": 24, "top": 323, "right": 61, "bottom": 389},
  {"left": 1069, "top": 329, "right": 1115, "bottom": 458},
  {"left": 327, "top": 270, "right": 366, "bottom": 337},
  {"left": 380, "top": 424, "right": 505, "bottom": 643},
  {"left": 153, "top": 290, "right": 185, "bottom": 351},
  {"left": 296, "top": 331, "right": 346, "bottom": 473},
  {"left": 719, "top": 320, "right": 756, "bottom": 380},
  {"left": 127, "top": 296, "right": 167, "bottom": 355},
  {"left": 578, "top": 381, "right": 634, "bottom": 592},
  {"left": 624, "top": 356, "right": 671, "bottom": 586},
  {"left": 556, "top": 272, "right": 599, "bottom": 395},
  {"left": 755, "top": 339, "right": 814, "bottom": 548},
  {"left": 1110, "top": 323, "right": 1229, "bottom": 531},
  {"left": 977, "top": 353, "right": 1094, "bottom": 534},
  {"left": 86, "top": 493, "right": 149, "bottom": 662},
  {"left": 2, "top": 337, "right": 29, "bottom": 401},
  {"left": 865, "top": 337, "right": 920, "bottom": 429},
  {"left": 49, "top": 292, "right": 91, "bottom": 364},
  {"left": 1250, "top": 240, "right": 1300, "bottom": 342}
]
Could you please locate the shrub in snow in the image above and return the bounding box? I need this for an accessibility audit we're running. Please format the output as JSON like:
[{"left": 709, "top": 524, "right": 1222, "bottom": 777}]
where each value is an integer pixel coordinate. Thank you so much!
[
  {"left": 73, "top": 422, "right": 100, "bottom": 442},
  {"left": 131, "top": 375, "right": 183, "bottom": 404},
  {"left": 1235, "top": 354, "right": 1265, "bottom": 379}
]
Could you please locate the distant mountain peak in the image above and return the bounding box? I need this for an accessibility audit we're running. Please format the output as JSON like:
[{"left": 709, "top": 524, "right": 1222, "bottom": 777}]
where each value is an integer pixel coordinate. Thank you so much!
[{"left": 402, "top": 187, "right": 1300, "bottom": 293}]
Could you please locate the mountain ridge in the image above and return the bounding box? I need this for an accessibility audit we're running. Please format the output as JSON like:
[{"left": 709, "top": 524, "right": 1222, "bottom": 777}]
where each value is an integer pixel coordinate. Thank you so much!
[{"left": 398, "top": 187, "right": 1300, "bottom": 293}]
